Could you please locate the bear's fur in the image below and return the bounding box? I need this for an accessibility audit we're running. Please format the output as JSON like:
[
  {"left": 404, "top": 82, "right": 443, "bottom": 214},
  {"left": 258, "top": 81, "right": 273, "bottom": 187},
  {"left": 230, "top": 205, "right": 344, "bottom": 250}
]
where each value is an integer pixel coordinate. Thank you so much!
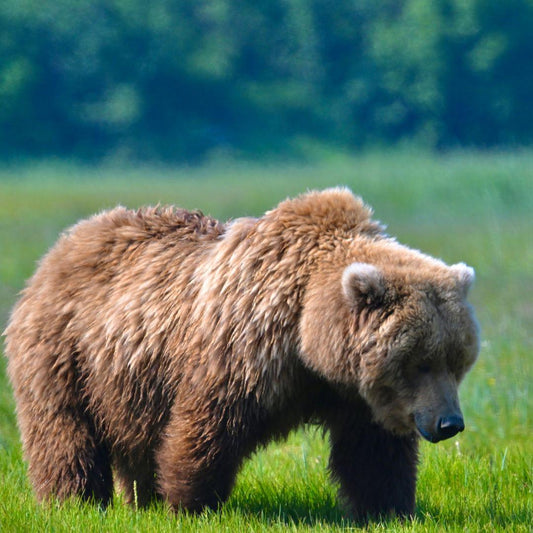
[{"left": 3, "top": 188, "right": 479, "bottom": 520}]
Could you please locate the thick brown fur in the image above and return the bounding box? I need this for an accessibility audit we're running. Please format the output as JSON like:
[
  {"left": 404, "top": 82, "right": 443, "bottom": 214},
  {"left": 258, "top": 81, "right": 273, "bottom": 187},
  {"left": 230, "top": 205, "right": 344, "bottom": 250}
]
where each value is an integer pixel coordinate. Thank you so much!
[{"left": 3, "top": 188, "right": 479, "bottom": 520}]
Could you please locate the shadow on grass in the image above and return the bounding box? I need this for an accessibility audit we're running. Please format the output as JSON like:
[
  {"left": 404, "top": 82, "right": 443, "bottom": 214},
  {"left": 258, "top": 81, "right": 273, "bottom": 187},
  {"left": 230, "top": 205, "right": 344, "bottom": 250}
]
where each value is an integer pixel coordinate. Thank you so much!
[
  {"left": 221, "top": 489, "right": 420, "bottom": 529},
  {"left": 224, "top": 495, "right": 349, "bottom": 528}
]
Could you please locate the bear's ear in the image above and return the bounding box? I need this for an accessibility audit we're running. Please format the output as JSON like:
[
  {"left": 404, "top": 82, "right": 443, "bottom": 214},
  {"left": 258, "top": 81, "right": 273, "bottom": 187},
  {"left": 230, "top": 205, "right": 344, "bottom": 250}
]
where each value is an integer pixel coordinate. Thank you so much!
[
  {"left": 342, "top": 262, "right": 386, "bottom": 309},
  {"left": 450, "top": 262, "right": 475, "bottom": 297}
]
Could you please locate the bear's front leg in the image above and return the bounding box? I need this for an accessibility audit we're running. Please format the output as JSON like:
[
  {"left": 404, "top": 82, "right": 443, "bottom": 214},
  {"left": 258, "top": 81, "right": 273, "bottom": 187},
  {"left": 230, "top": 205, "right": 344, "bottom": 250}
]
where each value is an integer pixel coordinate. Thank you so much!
[
  {"left": 328, "top": 415, "right": 419, "bottom": 522},
  {"left": 155, "top": 400, "right": 242, "bottom": 513}
]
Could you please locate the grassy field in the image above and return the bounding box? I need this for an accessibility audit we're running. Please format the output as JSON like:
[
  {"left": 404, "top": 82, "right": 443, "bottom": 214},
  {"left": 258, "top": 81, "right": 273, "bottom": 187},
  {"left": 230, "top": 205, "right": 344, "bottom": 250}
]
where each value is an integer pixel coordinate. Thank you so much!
[{"left": 0, "top": 151, "right": 531, "bottom": 531}]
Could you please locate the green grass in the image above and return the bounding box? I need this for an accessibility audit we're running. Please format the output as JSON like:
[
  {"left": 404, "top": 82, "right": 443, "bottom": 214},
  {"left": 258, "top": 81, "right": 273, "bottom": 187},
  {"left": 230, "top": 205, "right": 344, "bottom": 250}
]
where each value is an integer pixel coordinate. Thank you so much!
[{"left": 1, "top": 150, "right": 532, "bottom": 531}]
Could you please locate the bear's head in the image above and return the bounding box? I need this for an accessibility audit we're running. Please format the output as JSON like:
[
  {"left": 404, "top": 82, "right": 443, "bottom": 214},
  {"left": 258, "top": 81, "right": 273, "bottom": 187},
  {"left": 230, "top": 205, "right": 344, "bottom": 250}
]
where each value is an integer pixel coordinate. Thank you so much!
[{"left": 300, "top": 258, "right": 479, "bottom": 443}]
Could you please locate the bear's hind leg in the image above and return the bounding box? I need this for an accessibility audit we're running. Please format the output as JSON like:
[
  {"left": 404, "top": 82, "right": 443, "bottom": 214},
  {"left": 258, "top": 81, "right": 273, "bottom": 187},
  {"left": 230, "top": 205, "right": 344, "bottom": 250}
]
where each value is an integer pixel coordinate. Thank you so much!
[
  {"left": 19, "top": 402, "right": 113, "bottom": 507},
  {"left": 154, "top": 406, "right": 242, "bottom": 513},
  {"left": 114, "top": 452, "right": 160, "bottom": 508}
]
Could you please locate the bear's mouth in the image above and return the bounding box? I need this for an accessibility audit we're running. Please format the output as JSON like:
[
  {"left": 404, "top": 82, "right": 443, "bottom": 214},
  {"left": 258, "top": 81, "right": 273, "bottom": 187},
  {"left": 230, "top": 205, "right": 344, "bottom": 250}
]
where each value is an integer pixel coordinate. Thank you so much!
[{"left": 415, "top": 424, "right": 442, "bottom": 443}]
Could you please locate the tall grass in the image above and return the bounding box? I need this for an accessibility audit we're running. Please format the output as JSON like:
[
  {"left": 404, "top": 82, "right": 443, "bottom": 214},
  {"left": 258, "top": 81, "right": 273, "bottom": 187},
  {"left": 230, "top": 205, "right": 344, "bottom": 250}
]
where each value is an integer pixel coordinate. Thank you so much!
[{"left": 1, "top": 151, "right": 532, "bottom": 531}]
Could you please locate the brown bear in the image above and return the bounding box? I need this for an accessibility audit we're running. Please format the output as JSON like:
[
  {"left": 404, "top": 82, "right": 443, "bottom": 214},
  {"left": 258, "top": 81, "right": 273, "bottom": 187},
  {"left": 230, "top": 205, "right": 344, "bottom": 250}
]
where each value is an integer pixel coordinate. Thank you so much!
[{"left": 3, "top": 188, "right": 479, "bottom": 520}]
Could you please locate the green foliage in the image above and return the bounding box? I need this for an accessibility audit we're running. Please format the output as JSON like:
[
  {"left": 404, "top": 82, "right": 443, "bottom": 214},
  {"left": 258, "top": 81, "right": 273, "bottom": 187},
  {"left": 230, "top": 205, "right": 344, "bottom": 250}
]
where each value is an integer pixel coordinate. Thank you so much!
[
  {"left": 1, "top": 152, "right": 532, "bottom": 530},
  {"left": 0, "top": 1, "right": 532, "bottom": 161}
]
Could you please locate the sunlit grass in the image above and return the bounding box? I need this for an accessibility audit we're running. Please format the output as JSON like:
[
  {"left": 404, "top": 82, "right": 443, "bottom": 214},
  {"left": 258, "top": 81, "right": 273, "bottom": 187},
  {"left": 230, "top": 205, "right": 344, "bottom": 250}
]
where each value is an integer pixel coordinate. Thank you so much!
[{"left": 1, "top": 150, "right": 532, "bottom": 531}]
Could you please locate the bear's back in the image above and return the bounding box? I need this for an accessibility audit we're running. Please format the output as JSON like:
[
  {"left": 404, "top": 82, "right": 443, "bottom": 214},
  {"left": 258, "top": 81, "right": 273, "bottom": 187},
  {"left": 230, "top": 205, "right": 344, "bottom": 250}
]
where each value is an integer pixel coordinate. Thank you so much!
[{"left": 70, "top": 205, "right": 225, "bottom": 247}]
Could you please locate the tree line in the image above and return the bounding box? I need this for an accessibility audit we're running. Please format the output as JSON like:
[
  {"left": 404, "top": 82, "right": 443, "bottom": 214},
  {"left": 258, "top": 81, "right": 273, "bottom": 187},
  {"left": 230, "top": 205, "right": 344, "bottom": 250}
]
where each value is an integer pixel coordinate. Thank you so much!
[{"left": 1, "top": 0, "right": 532, "bottom": 161}]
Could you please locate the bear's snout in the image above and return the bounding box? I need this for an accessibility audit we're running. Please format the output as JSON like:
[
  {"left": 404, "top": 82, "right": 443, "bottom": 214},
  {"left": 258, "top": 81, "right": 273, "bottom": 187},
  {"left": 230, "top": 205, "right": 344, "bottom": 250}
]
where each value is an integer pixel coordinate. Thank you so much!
[
  {"left": 437, "top": 414, "right": 465, "bottom": 440},
  {"left": 415, "top": 411, "right": 465, "bottom": 443}
]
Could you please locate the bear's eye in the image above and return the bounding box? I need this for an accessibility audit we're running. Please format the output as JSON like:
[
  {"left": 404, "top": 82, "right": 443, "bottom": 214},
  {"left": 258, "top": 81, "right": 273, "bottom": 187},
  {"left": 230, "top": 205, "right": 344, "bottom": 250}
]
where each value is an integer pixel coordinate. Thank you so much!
[{"left": 417, "top": 363, "right": 431, "bottom": 374}]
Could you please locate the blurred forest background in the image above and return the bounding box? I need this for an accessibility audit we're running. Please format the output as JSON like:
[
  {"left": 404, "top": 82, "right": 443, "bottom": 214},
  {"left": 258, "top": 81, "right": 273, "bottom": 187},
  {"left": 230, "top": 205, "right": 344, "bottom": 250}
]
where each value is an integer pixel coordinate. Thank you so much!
[{"left": 1, "top": 0, "right": 532, "bottom": 163}]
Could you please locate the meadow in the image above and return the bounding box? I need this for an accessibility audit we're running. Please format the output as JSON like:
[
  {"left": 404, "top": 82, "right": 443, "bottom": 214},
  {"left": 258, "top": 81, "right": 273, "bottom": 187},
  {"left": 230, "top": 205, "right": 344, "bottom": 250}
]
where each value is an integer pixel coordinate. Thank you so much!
[{"left": 0, "top": 151, "right": 531, "bottom": 531}]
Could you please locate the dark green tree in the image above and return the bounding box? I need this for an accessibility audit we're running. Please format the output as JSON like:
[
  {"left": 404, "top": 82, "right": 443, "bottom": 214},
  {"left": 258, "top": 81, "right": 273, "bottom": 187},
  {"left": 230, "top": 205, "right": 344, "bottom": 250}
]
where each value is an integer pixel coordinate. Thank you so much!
[{"left": 0, "top": 0, "right": 531, "bottom": 160}]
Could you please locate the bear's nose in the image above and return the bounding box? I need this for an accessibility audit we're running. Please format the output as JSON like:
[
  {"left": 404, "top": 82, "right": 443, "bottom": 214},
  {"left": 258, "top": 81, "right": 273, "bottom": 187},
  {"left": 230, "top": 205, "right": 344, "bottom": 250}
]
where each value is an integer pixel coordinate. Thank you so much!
[{"left": 437, "top": 415, "right": 465, "bottom": 441}]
